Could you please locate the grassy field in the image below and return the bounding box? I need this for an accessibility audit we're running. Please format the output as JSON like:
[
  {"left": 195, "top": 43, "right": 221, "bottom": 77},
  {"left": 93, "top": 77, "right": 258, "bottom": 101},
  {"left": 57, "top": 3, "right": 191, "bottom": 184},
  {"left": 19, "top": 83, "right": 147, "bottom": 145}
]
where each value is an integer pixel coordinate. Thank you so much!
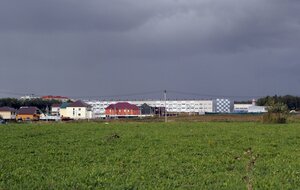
[{"left": 0, "top": 121, "right": 300, "bottom": 189}]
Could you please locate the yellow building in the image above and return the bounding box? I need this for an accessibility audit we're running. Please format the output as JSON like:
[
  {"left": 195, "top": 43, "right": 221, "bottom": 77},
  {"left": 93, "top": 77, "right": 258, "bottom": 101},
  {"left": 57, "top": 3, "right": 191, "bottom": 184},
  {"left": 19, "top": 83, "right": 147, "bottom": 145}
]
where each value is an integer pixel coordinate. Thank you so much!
[
  {"left": 16, "top": 107, "right": 42, "bottom": 121},
  {"left": 58, "top": 102, "right": 70, "bottom": 118}
]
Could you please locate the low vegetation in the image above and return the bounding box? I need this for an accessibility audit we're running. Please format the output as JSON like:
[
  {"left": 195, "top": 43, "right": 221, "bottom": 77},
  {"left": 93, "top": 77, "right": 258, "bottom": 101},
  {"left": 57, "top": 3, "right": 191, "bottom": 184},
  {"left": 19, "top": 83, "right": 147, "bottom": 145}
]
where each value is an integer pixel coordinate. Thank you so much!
[
  {"left": 1, "top": 121, "right": 300, "bottom": 189},
  {"left": 263, "top": 101, "right": 289, "bottom": 124}
]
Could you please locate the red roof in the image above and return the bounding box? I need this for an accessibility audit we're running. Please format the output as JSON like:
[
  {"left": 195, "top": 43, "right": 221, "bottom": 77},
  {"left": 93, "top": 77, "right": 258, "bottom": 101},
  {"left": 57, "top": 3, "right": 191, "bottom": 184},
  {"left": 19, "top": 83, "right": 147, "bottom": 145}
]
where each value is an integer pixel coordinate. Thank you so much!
[
  {"left": 106, "top": 102, "right": 139, "bottom": 110},
  {"left": 0, "top": 107, "right": 16, "bottom": 112},
  {"left": 17, "top": 107, "right": 41, "bottom": 115},
  {"left": 41, "top": 95, "right": 69, "bottom": 99}
]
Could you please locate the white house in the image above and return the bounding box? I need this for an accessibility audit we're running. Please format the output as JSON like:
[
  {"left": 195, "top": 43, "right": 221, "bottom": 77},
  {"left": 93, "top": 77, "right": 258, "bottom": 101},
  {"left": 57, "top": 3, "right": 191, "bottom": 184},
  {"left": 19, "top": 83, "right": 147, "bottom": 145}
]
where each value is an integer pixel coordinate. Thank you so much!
[
  {"left": 51, "top": 104, "right": 61, "bottom": 116},
  {"left": 0, "top": 107, "right": 16, "bottom": 120},
  {"left": 65, "top": 100, "right": 92, "bottom": 120}
]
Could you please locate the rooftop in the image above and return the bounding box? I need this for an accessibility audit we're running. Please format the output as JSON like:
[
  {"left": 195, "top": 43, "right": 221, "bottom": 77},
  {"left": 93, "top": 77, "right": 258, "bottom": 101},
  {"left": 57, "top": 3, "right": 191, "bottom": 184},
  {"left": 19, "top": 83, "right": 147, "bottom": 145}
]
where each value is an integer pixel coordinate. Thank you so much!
[
  {"left": 17, "top": 107, "right": 41, "bottom": 115},
  {"left": 68, "top": 100, "right": 91, "bottom": 108},
  {"left": 106, "top": 102, "right": 139, "bottom": 110},
  {"left": 0, "top": 107, "right": 16, "bottom": 112}
]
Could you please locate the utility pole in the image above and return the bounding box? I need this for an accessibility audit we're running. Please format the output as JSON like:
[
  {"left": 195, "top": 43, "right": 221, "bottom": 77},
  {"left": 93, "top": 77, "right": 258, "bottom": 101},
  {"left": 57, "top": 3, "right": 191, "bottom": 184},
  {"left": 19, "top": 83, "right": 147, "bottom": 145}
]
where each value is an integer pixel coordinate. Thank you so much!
[
  {"left": 164, "top": 90, "right": 167, "bottom": 123},
  {"left": 114, "top": 102, "right": 117, "bottom": 120},
  {"left": 46, "top": 106, "right": 49, "bottom": 122}
]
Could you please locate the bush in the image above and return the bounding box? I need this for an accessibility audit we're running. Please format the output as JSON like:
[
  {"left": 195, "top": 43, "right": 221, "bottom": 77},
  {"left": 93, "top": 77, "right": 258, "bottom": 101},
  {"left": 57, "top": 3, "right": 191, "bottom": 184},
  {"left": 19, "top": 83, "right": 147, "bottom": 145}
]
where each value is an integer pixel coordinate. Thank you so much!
[
  {"left": 263, "top": 113, "right": 288, "bottom": 124},
  {"left": 262, "top": 101, "right": 289, "bottom": 124}
]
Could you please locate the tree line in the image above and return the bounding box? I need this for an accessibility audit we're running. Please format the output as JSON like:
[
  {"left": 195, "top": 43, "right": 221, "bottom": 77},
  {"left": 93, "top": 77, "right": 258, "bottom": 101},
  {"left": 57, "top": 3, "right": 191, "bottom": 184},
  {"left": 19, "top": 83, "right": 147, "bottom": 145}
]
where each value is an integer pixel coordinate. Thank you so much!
[
  {"left": 257, "top": 95, "right": 300, "bottom": 111},
  {"left": 0, "top": 98, "right": 62, "bottom": 112}
]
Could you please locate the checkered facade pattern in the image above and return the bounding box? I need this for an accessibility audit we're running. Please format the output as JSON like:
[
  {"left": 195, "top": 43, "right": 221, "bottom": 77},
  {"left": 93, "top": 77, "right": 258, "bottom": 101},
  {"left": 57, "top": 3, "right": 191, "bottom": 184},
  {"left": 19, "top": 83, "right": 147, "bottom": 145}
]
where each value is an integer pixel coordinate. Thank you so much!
[{"left": 214, "top": 99, "right": 233, "bottom": 113}]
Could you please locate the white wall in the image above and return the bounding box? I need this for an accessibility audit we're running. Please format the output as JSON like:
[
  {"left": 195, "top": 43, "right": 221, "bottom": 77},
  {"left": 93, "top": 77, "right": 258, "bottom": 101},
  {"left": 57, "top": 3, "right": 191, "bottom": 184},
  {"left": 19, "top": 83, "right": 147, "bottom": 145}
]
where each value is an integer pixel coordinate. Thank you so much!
[
  {"left": 234, "top": 104, "right": 252, "bottom": 112},
  {"left": 65, "top": 107, "right": 92, "bottom": 119},
  {"left": 0, "top": 111, "right": 16, "bottom": 120}
]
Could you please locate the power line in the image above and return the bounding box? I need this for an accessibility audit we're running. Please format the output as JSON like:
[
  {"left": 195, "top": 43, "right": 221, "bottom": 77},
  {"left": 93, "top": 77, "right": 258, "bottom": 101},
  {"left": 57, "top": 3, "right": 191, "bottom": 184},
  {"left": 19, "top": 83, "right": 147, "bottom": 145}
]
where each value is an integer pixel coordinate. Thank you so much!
[
  {"left": 1, "top": 89, "right": 293, "bottom": 100},
  {"left": 167, "top": 90, "right": 263, "bottom": 99},
  {"left": 0, "top": 90, "right": 30, "bottom": 96},
  {"left": 70, "top": 90, "right": 163, "bottom": 99}
]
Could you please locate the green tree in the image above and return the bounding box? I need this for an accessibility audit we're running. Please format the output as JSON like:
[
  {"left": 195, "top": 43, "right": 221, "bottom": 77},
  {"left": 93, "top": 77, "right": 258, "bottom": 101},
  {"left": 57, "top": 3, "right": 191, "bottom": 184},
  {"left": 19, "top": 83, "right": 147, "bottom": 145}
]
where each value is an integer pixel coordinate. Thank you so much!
[{"left": 263, "top": 100, "right": 289, "bottom": 124}]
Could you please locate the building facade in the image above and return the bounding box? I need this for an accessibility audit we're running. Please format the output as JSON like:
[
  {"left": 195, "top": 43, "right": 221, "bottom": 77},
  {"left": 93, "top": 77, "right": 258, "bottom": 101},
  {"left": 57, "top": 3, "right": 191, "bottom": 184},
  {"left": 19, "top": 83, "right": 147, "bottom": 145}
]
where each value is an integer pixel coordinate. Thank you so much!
[
  {"left": 105, "top": 102, "right": 140, "bottom": 117},
  {"left": 0, "top": 107, "right": 16, "bottom": 120},
  {"left": 65, "top": 100, "right": 92, "bottom": 120},
  {"left": 41, "top": 95, "right": 70, "bottom": 102},
  {"left": 51, "top": 104, "right": 61, "bottom": 116},
  {"left": 234, "top": 104, "right": 253, "bottom": 113},
  {"left": 85, "top": 99, "right": 232, "bottom": 118},
  {"left": 16, "top": 107, "right": 42, "bottom": 121},
  {"left": 233, "top": 100, "right": 267, "bottom": 113},
  {"left": 213, "top": 99, "right": 234, "bottom": 113}
]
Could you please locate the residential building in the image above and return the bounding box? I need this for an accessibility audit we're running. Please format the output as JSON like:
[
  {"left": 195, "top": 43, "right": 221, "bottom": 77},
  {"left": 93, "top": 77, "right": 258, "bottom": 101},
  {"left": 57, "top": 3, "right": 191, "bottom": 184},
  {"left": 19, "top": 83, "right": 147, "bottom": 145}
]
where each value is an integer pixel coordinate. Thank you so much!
[
  {"left": 0, "top": 107, "right": 17, "bottom": 120},
  {"left": 140, "top": 103, "right": 154, "bottom": 115},
  {"left": 51, "top": 104, "right": 61, "bottom": 116},
  {"left": 59, "top": 102, "right": 70, "bottom": 118},
  {"left": 105, "top": 102, "right": 140, "bottom": 117},
  {"left": 20, "top": 95, "right": 39, "bottom": 100},
  {"left": 16, "top": 107, "right": 43, "bottom": 121},
  {"left": 65, "top": 100, "right": 92, "bottom": 120},
  {"left": 41, "top": 95, "right": 70, "bottom": 102}
]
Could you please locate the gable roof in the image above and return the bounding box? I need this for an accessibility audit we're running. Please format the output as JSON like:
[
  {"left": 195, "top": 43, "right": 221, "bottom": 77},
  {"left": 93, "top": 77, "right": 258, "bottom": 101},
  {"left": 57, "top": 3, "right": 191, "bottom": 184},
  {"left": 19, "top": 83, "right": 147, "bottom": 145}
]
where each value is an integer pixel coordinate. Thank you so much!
[
  {"left": 68, "top": 100, "right": 90, "bottom": 108},
  {"left": 52, "top": 103, "right": 61, "bottom": 108},
  {"left": 60, "top": 102, "right": 70, "bottom": 109},
  {"left": 106, "top": 102, "right": 139, "bottom": 110},
  {"left": 17, "top": 107, "right": 41, "bottom": 115},
  {"left": 0, "top": 107, "right": 16, "bottom": 112},
  {"left": 140, "top": 103, "right": 152, "bottom": 108}
]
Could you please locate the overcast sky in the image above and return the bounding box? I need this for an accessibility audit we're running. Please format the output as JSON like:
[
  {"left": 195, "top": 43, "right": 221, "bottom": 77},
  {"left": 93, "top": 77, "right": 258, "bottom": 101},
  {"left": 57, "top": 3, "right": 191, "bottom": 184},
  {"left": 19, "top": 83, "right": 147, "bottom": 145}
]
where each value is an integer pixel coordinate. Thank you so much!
[{"left": 0, "top": 0, "right": 299, "bottom": 100}]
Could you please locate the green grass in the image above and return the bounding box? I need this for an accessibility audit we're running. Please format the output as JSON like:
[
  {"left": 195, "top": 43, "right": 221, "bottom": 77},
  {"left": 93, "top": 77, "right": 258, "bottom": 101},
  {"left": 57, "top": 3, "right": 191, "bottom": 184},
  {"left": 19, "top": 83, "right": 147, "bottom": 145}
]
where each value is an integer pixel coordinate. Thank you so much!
[{"left": 1, "top": 121, "right": 300, "bottom": 189}]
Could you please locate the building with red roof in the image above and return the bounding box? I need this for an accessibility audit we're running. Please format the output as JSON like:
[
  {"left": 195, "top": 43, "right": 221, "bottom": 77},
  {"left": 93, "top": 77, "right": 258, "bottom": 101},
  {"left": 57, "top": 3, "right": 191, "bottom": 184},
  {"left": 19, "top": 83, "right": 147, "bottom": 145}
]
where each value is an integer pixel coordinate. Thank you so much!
[
  {"left": 105, "top": 102, "right": 140, "bottom": 117},
  {"left": 41, "top": 95, "right": 70, "bottom": 102}
]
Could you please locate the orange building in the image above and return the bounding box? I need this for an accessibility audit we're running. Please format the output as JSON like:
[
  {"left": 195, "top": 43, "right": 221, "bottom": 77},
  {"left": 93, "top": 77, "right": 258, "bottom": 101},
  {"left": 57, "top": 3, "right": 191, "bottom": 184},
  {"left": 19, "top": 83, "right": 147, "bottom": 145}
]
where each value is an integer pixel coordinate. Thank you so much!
[
  {"left": 16, "top": 107, "right": 42, "bottom": 121},
  {"left": 105, "top": 102, "right": 140, "bottom": 116}
]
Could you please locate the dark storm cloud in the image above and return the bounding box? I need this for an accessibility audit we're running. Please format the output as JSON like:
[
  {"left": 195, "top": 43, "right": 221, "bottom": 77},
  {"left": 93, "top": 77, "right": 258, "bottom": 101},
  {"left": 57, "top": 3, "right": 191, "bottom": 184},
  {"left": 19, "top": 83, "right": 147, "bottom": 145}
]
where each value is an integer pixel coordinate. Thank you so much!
[{"left": 1, "top": 0, "right": 300, "bottom": 99}]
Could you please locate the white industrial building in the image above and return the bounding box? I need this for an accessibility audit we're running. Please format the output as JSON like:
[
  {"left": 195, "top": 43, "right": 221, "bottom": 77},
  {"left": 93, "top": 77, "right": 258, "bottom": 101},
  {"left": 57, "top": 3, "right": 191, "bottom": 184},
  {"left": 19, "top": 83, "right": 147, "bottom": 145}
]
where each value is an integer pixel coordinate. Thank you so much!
[
  {"left": 234, "top": 104, "right": 253, "bottom": 113},
  {"left": 85, "top": 99, "right": 233, "bottom": 118},
  {"left": 233, "top": 99, "right": 267, "bottom": 113}
]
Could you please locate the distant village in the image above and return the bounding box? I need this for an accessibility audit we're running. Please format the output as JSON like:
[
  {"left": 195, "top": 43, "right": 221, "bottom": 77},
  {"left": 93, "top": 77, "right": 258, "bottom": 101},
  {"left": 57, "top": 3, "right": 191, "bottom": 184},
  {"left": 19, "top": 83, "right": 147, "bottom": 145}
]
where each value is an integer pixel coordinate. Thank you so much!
[{"left": 0, "top": 95, "right": 267, "bottom": 122}]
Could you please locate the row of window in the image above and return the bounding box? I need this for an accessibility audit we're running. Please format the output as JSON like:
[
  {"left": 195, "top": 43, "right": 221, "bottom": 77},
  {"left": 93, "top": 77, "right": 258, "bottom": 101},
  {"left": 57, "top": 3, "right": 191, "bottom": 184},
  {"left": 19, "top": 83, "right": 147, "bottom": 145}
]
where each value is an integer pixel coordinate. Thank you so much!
[{"left": 109, "top": 109, "right": 132, "bottom": 113}]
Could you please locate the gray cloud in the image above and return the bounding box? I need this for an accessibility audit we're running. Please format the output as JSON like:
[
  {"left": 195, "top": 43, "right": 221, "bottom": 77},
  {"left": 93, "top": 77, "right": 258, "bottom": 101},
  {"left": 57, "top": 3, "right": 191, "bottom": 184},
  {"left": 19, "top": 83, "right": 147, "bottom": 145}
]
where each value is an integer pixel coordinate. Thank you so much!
[{"left": 1, "top": 0, "right": 300, "bottom": 99}]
